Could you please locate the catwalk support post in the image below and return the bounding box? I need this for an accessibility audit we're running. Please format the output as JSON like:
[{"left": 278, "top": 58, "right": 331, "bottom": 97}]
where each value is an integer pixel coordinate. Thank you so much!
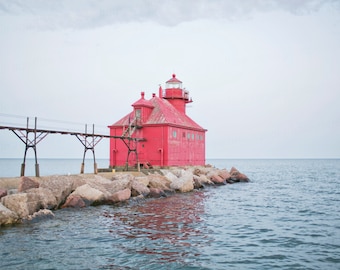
[{"left": 76, "top": 124, "right": 102, "bottom": 174}]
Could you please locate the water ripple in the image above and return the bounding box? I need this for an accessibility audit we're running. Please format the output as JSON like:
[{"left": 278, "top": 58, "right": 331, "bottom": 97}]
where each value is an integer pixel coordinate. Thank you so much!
[{"left": 1, "top": 159, "right": 340, "bottom": 269}]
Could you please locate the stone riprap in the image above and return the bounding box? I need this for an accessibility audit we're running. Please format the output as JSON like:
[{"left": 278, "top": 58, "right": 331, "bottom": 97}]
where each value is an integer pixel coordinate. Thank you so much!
[{"left": 0, "top": 165, "right": 249, "bottom": 226}]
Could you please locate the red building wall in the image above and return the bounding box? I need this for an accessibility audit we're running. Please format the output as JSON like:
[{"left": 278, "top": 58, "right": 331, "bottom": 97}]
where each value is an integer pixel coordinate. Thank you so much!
[{"left": 109, "top": 124, "right": 205, "bottom": 168}]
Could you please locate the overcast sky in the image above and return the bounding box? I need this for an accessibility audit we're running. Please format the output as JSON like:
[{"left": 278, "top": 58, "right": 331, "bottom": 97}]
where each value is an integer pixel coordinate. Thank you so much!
[{"left": 0, "top": 0, "right": 339, "bottom": 160}]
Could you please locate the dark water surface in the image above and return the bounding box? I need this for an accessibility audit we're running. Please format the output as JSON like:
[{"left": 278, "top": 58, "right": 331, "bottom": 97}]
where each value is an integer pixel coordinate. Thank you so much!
[{"left": 1, "top": 159, "right": 340, "bottom": 269}]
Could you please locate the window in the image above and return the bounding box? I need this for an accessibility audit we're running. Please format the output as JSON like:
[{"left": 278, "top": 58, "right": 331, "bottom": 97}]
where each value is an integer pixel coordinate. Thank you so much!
[
  {"left": 135, "top": 109, "right": 141, "bottom": 119},
  {"left": 187, "top": 133, "right": 190, "bottom": 139},
  {"left": 173, "top": 130, "right": 177, "bottom": 138}
]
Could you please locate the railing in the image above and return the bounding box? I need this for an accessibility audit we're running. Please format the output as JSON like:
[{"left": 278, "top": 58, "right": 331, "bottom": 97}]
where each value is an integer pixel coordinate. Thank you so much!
[{"left": 162, "top": 89, "right": 190, "bottom": 100}]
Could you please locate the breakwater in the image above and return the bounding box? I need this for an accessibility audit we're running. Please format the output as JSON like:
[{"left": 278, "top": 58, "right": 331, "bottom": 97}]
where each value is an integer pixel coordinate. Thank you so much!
[{"left": 0, "top": 165, "right": 249, "bottom": 226}]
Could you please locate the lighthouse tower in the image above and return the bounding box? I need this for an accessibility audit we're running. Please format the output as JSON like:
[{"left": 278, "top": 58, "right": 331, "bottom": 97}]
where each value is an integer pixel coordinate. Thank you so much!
[{"left": 160, "top": 74, "right": 192, "bottom": 114}]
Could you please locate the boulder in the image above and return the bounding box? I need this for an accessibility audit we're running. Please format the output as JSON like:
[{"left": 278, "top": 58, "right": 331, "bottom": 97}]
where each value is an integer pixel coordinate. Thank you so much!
[
  {"left": 61, "top": 195, "right": 86, "bottom": 208},
  {"left": 111, "top": 173, "right": 134, "bottom": 182},
  {"left": 218, "top": 169, "right": 231, "bottom": 181},
  {"left": 7, "top": 189, "right": 17, "bottom": 195},
  {"left": 18, "top": 176, "right": 39, "bottom": 192},
  {"left": 170, "top": 170, "right": 194, "bottom": 193},
  {"left": 193, "top": 175, "right": 213, "bottom": 189},
  {"left": 230, "top": 167, "right": 250, "bottom": 182},
  {"left": 107, "top": 188, "right": 131, "bottom": 203},
  {"left": 0, "top": 203, "right": 19, "bottom": 225},
  {"left": 72, "top": 184, "right": 105, "bottom": 205},
  {"left": 1, "top": 192, "right": 41, "bottom": 219},
  {"left": 193, "top": 166, "right": 211, "bottom": 176},
  {"left": 26, "top": 209, "right": 55, "bottom": 221},
  {"left": 208, "top": 173, "right": 226, "bottom": 185},
  {"left": 103, "top": 178, "right": 131, "bottom": 195},
  {"left": 147, "top": 188, "right": 167, "bottom": 198},
  {"left": 162, "top": 171, "right": 178, "bottom": 183},
  {"left": 70, "top": 175, "right": 88, "bottom": 190},
  {"left": 131, "top": 179, "right": 150, "bottom": 197},
  {"left": 147, "top": 174, "right": 172, "bottom": 190},
  {"left": 134, "top": 176, "right": 150, "bottom": 187},
  {"left": 85, "top": 177, "right": 132, "bottom": 198},
  {"left": 0, "top": 188, "right": 7, "bottom": 199},
  {"left": 167, "top": 169, "right": 182, "bottom": 178},
  {"left": 195, "top": 174, "right": 214, "bottom": 186},
  {"left": 75, "top": 176, "right": 113, "bottom": 199},
  {"left": 25, "top": 187, "right": 58, "bottom": 210},
  {"left": 193, "top": 176, "right": 204, "bottom": 189},
  {"left": 40, "top": 175, "right": 74, "bottom": 208}
]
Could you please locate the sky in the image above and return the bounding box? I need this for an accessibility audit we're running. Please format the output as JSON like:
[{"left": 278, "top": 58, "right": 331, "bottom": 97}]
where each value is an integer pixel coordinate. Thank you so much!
[{"left": 0, "top": 0, "right": 339, "bottom": 160}]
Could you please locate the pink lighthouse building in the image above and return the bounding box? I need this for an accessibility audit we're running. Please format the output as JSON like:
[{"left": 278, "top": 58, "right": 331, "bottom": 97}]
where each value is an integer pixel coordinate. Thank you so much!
[{"left": 108, "top": 74, "right": 207, "bottom": 168}]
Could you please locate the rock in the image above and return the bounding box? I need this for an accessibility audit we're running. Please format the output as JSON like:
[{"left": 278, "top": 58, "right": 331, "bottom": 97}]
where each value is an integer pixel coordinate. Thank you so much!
[
  {"left": 193, "top": 166, "right": 211, "bottom": 175},
  {"left": 40, "top": 175, "right": 74, "bottom": 208},
  {"left": 25, "top": 187, "right": 58, "bottom": 210},
  {"left": 193, "top": 176, "right": 204, "bottom": 189},
  {"left": 162, "top": 171, "right": 178, "bottom": 182},
  {"left": 170, "top": 170, "right": 194, "bottom": 192},
  {"left": 7, "top": 189, "right": 17, "bottom": 195},
  {"left": 208, "top": 173, "right": 226, "bottom": 185},
  {"left": 111, "top": 173, "right": 134, "bottom": 182},
  {"left": 134, "top": 176, "right": 150, "bottom": 187},
  {"left": 147, "top": 188, "right": 167, "bottom": 198},
  {"left": 18, "top": 176, "right": 39, "bottom": 192},
  {"left": 218, "top": 169, "right": 231, "bottom": 181},
  {"left": 72, "top": 184, "right": 105, "bottom": 205},
  {"left": 26, "top": 209, "right": 55, "bottom": 221},
  {"left": 70, "top": 175, "right": 88, "bottom": 190},
  {"left": 131, "top": 179, "right": 150, "bottom": 197},
  {"left": 61, "top": 195, "right": 86, "bottom": 208},
  {"left": 0, "top": 188, "right": 7, "bottom": 199},
  {"left": 107, "top": 188, "right": 131, "bottom": 203},
  {"left": 74, "top": 176, "right": 111, "bottom": 199},
  {"left": 230, "top": 167, "right": 250, "bottom": 182},
  {"left": 103, "top": 178, "right": 131, "bottom": 195},
  {"left": 130, "top": 194, "right": 145, "bottom": 203},
  {"left": 83, "top": 176, "right": 132, "bottom": 199},
  {"left": 195, "top": 174, "right": 214, "bottom": 186},
  {"left": 147, "top": 174, "right": 172, "bottom": 190},
  {"left": 1, "top": 192, "right": 41, "bottom": 219},
  {"left": 0, "top": 203, "right": 19, "bottom": 225}
]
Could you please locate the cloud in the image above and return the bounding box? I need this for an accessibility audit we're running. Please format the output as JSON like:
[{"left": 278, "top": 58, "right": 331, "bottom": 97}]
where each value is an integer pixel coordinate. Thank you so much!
[{"left": 0, "top": 0, "right": 338, "bottom": 29}]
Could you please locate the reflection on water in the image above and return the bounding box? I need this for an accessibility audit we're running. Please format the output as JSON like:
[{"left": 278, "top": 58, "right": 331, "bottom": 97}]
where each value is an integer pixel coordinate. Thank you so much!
[{"left": 103, "top": 191, "right": 212, "bottom": 267}]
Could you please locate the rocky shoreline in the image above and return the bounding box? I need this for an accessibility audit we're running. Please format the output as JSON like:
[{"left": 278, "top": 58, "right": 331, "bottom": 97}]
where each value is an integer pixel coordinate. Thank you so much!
[{"left": 0, "top": 165, "right": 249, "bottom": 226}]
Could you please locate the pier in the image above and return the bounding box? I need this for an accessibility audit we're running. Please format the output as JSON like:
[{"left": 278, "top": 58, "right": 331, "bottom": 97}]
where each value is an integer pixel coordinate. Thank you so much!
[{"left": 0, "top": 115, "right": 144, "bottom": 177}]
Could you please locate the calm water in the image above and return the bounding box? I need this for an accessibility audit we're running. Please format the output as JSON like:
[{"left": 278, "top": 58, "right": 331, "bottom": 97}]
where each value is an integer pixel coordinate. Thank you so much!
[{"left": 0, "top": 159, "right": 340, "bottom": 269}]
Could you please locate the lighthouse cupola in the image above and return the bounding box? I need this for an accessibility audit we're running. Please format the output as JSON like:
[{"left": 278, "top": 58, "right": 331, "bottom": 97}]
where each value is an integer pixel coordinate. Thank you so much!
[{"left": 162, "top": 74, "right": 192, "bottom": 114}]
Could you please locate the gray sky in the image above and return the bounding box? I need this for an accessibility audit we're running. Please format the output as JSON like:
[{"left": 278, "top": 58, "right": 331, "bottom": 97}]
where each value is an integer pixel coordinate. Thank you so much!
[{"left": 0, "top": 0, "right": 339, "bottom": 159}]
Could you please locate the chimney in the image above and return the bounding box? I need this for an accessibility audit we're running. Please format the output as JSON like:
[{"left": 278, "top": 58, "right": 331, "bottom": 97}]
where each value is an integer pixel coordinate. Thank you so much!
[{"left": 159, "top": 85, "right": 163, "bottom": 98}]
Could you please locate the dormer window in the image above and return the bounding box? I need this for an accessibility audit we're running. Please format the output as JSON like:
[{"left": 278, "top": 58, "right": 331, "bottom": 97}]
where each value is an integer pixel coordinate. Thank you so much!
[{"left": 135, "top": 109, "right": 141, "bottom": 120}]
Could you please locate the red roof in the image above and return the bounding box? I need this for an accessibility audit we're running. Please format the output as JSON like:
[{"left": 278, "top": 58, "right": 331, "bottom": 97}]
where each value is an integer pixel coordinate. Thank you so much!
[
  {"left": 166, "top": 74, "right": 182, "bottom": 84},
  {"left": 132, "top": 97, "right": 154, "bottom": 108},
  {"left": 110, "top": 95, "right": 205, "bottom": 131}
]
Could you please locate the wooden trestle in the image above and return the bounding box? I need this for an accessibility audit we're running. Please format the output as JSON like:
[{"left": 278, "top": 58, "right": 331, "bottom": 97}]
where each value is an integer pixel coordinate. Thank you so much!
[{"left": 0, "top": 117, "right": 143, "bottom": 177}]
